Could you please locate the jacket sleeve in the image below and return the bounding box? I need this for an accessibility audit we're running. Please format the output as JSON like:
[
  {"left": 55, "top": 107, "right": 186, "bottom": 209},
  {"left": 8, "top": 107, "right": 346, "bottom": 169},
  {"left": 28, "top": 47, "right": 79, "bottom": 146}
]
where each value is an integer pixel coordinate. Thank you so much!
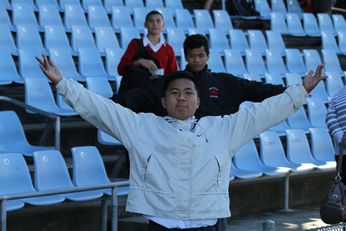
[
  {"left": 56, "top": 78, "right": 141, "bottom": 148},
  {"left": 117, "top": 39, "right": 139, "bottom": 76},
  {"left": 223, "top": 84, "right": 308, "bottom": 152},
  {"left": 326, "top": 100, "right": 344, "bottom": 144}
]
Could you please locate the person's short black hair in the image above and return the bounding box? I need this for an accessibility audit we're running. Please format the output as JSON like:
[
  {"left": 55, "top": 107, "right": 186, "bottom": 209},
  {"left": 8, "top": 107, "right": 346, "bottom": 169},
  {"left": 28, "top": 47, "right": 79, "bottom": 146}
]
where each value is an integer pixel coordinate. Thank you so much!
[
  {"left": 162, "top": 71, "right": 198, "bottom": 96},
  {"left": 183, "top": 34, "right": 209, "bottom": 57},
  {"left": 145, "top": 10, "right": 164, "bottom": 22}
]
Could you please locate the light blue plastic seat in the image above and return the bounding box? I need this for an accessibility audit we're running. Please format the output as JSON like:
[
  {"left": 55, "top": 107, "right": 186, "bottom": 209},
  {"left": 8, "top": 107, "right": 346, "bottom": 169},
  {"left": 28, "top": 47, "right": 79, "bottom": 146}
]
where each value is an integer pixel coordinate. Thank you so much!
[
  {"left": 87, "top": 4, "right": 111, "bottom": 30},
  {"left": 264, "top": 73, "right": 285, "bottom": 85},
  {"left": 286, "top": 129, "right": 334, "bottom": 170},
  {"left": 12, "top": 3, "right": 39, "bottom": 28},
  {"left": 0, "top": 111, "right": 54, "bottom": 156},
  {"left": 271, "top": 12, "right": 289, "bottom": 34},
  {"left": 111, "top": 6, "right": 134, "bottom": 32},
  {"left": 165, "top": 0, "right": 183, "bottom": 9},
  {"left": 242, "top": 73, "right": 263, "bottom": 82},
  {"left": 245, "top": 49, "right": 267, "bottom": 78},
  {"left": 175, "top": 9, "right": 195, "bottom": 32},
  {"left": 97, "top": 130, "right": 123, "bottom": 146},
  {"left": 333, "top": 14, "right": 346, "bottom": 33},
  {"left": 224, "top": 49, "right": 248, "bottom": 77},
  {"left": 71, "top": 25, "right": 97, "bottom": 53},
  {"left": 254, "top": 0, "right": 271, "bottom": 19},
  {"left": 270, "top": 0, "right": 287, "bottom": 14},
  {"left": 193, "top": 9, "right": 214, "bottom": 33},
  {"left": 188, "top": 28, "right": 206, "bottom": 36},
  {"left": 209, "top": 28, "right": 230, "bottom": 54},
  {"left": 265, "top": 30, "right": 286, "bottom": 56},
  {"left": 0, "top": 52, "right": 24, "bottom": 85},
  {"left": 229, "top": 29, "right": 249, "bottom": 55},
  {"left": 317, "top": 13, "right": 336, "bottom": 35},
  {"left": 0, "top": 0, "right": 11, "bottom": 10},
  {"left": 81, "top": 0, "right": 103, "bottom": 10},
  {"left": 308, "top": 79, "right": 329, "bottom": 102},
  {"left": 105, "top": 47, "right": 124, "bottom": 77},
  {"left": 16, "top": 24, "right": 47, "bottom": 54},
  {"left": 78, "top": 47, "right": 111, "bottom": 79},
  {"left": 230, "top": 162, "right": 262, "bottom": 179},
  {"left": 48, "top": 48, "right": 85, "bottom": 81},
  {"left": 248, "top": 29, "right": 268, "bottom": 55},
  {"left": 259, "top": 131, "right": 314, "bottom": 172},
  {"left": 0, "top": 153, "right": 65, "bottom": 211},
  {"left": 302, "top": 13, "right": 321, "bottom": 37},
  {"left": 285, "top": 72, "right": 302, "bottom": 85},
  {"left": 306, "top": 98, "right": 327, "bottom": 128},
  {"left": 208, "top": 49, "right": 226, "bottom": 73},
  {"left": 44, "top": 25, "right": 74, "bottom": 54},
  {"left": 285, "top": 48, "right": 307, "bottom": 75},
  {"left": 146, "top": 0, "right": 163, "bottom": 7},
  {"left": 234, "top": 139, "right": 289, "bottom": 176},
  {"left": 18, "top": 48, "right": 48, "bottom": 79},
  {"left": 104, "top": 0, "right": 123, "bottom": 13},
  {"left": 321, "top": 49, "right": 344, "bottom": 75},
  {"left": 286, "top": 107, "right": 311, "bottom": 130},
  {"left": 33, "top": 150, "right": 104, "bottom": 201},
  {"left": 25, "top": 77, "right": 77, "bottom": 116},
  {"left": 64, "top": 4, "right": 88, "bottom": 31},
  {"left": 286, "top": 13, "right": 306, "bottom": 36},
  {"left": 265, "top": 49, "right": 287, "bottom": 76},
  {"left": 286, "top": 0, "right": 303, "bottom": 19},
  {"left": 309, "top": 128, "right": 336, "bottom": 164},
  {"left": 325, "top": 72, "right": 345, "bottom": 99},
  {"left": 133, "top": 7, "right": 152, "bottom": 33},
  {"left": 303, "top": 49, "right": 324, "bottom": 75},
  {"left": 124, "top": 0, "right": 144, "bottom": 8},
  {"left": 0, "top": 7, "right": 14, "bottom": 31},
  {"left": 338, "top": 30, "right": 346, "bottom": 54},
  {"left": 59, "top": 0, "right": 82, "bottom": 10},
  {"left": 321, "top": 31, "right": 340, "bottom": 53},
  {"left": 95, "top": 26, "right": 120, "bottom": 55},
  {"left": 119, "top": 27, "right": 141, "bottom": 49},
  {"left": 156, "top": 8, "right": 176, "bottom": 29},
  {"left": 36, "top": 0, "right": 59, "bottom": 8},
  {"left": 166, "top": 27, "right": 185, "bottom": 56},
  {"left": 86, "top": 77, "right": 113, "bottom": 98},
  {"left": 213, "top": 10, "right": 233, "bottom": 32},
  {"left": 38, "top": 3, "right": 64, "bottom": 29}
]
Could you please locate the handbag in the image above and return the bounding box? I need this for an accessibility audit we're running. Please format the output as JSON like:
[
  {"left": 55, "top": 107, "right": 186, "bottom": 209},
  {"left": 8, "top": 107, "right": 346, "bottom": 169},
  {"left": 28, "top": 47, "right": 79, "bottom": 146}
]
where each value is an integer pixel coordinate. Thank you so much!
[{"left": 320, "top": 154, "right": 346, "bottom": 224}]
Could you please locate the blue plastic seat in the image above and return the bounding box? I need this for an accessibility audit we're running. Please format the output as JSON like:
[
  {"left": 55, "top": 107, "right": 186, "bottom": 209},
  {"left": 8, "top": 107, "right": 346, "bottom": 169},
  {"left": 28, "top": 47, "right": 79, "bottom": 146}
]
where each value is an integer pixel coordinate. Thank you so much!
[
  {"left": 44, "top": 25, "right": 73, "bottom": 53},
  {"left": 286, "top": 13, "right": 306, "bottom": 36},
  {"left": 18, "top": 48, "right": 48, "bottom": 79},
  {"left": 271, "top": 12, "right": 289, "bottom": 34},
  {"left": 317, "top": 13, "right": 336, "bottom": 35},
  {"left": 166, "top": 27, "right": 185, "bottom": 56},
  {"left": 33, "top": 150, "right": 104, "bottom": 201},
  {"left": 111, "top": 6, "right": 134, "bottom": 32},
  {"left": 234, "top": 139, "right": 289, "bottom": 176},
  {"left": 286, "top": 107, "right": 311, "bottom": 130},
  {"left": 105, "top": 48, "right": 124, "bottom": 77},
  {"left": 285, "top": 129, "right": 334, "bottom": 170},
  {"left": 165, "top": 0, "right": 183, "bottom": 9},
  {"left": 25, "top": 77, "right": 77, "bottom": 116},
  {"left": 95, "top": 26, "right": 120, "bottom": 55},
  {"left": 175, "top": 9, "right": 195, "bottom": 32},
  {"left": 78, "top": 47, "right": 111, "bottom": 79},
  {"left": 285, "top": 48, "right": 307, "bottom": 75},
  {"left": 156, "top": 8, "right": 176, "bottom": 29},
  {"left": 224, "top": 49, "right": 248, "bottom": 77},
  {"left": 146, "top": 0, "right": 163, "bottom": 8},
  {"left": 0, "top": 0, "right": 11, "bottom": 10},
  {"left": 333, "top": 14, "right": 346, "bottom": 33},
  {"left": 248, "top": 29, "right": 268, "bottom": 55},
  {"left": 254, "top": 0, "right": 271, "bottom": 18},
  {"left": 264, "top": 73, "right": 285, "bottom": 86},
  {"left": 87, "top": 4, "right": 111, "bottom": 30},
  {"left": 286, "top": 0, "right": 303, "bottom": 19},
  {"left": 48, "top": 48, "right": 84, "bottom": 81},
  {"left": 104, "top": 0, "right": 123, "bottom": 13},
  {"left": 265, "top": 50, "right": 287, "bottom": 76},
  {"left": 16, "top": 24, "right": 46, "bottom": 54},
  {"left": 188, "top": 28, "right": 206, "bottom": 36},
  {"left": 59, "top": 0, "right": 82, "bottom": 9},
  {"left": 270, "top": 0, "right": 287, "bottom": 14},
  {"left": 71, "top": 25, "right": 97, "bottom": 53},
  {"left": 208, "top": 49, "right": 226, "bottom": 73},
  {"left": 306, "top": 98, "right": 327, "bottom": 128},
  {"left": 133, "top": 7, "right": 151, "bottom": 33},
  {"left": 86, "top": 77, "right": 113, "bottom": 98},
  {"left": 213, "top": 10, "right": 233, "bottom": 32},
  {"left": 321, "top": 49, "right": 344, "bottom": 75},
  {"left": 325, "top": 72, "right": 345, "bottom": 99},
  {"left": 193, "top": 9, "right": 214, "bottom": 33},
  {"left": 231, "top": 162, "right": 262, "bottom": 179},
  {"left": 209, "top": 28, "right": 230, "bottom": 54},
  {"left": 97, "top": 130, "right": 123, "bottom": 146},
  {"left": 0, "top": 52, "right": 24, "bottom": 85},
  {"left": 0, "top": 24, "right": 17, "bottom": 55},
  {"left": 245, "top": 49, "right": 267, "bottom": 78},
  {"left": 321, "top": 31, "right": 340, "bottom": 53},
  {"left": 338, "top": 30, "right": 346, "bottom": 54},
  {"left": 265, "top": 30, "right": 286, "bottom": 56},
  {"left": 308, "top": 79, "right": 329, "bottom": 102},
  {"left": 259, "top": 131, "right": 314, "bottom": 172},
  {"left": 36, "top": 0, "right": 59, "bottom": 8},
  {"left": 285, "top": 73, "right": 302, "bottom": 85},
  {"left": 229, "top": 29, "right": 249, "bottom": 55},
  {"left": 81, "top": 0, "right": 103, "bottom": 10},
  {"left": 119, "top": 27, "right": 141, "bottom": 48},
  {"left": 0, "top": 111, "right": 54, "bottom": 156},
  {"left": 12, "top": 3, "right": 39, "bottom": 27},
  {"left": 38, "top": 3, "right": 64, "bottom": 29},
  {"left": 124, "top": 0, "right": 144, "bottom": 8},
  {"left": 302, "top": 13, "right": 321, "bottom": 37},
  {"left": 303, "top": 49, "right": 324, "bottom": 74},
  {"left": 0, "top": 7, "right": 14, "bottom": 31},
  {"left": 309, "top": 128, "right": 336, "bottom": 164},
  {"left": 64, "top": 4, "right": 89, "bottom": 31}
]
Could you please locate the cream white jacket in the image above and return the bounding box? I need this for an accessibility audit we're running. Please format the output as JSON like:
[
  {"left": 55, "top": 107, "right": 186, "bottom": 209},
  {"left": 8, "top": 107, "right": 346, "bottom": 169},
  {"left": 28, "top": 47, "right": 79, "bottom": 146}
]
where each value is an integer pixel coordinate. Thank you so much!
[{"left": 57, "top": 78, "right": 308, "bottom": 220}]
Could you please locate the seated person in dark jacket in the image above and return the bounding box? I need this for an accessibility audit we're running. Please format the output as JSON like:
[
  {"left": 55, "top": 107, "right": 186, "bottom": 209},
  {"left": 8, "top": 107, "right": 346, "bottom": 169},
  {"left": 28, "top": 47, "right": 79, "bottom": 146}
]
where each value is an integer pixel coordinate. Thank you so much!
[{"left": 113, "top": 34, "right": 286, "bottom": 118}]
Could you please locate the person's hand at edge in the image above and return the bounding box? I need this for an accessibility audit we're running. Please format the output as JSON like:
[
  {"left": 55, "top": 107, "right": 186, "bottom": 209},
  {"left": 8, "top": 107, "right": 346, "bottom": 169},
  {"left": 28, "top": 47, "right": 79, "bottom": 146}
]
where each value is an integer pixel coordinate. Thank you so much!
[
  {"left": 36, "top": 54, "right": 62, "bottom": 86},
  {"left": 303, "top": 63, "right": 326, "bottom": 93}
]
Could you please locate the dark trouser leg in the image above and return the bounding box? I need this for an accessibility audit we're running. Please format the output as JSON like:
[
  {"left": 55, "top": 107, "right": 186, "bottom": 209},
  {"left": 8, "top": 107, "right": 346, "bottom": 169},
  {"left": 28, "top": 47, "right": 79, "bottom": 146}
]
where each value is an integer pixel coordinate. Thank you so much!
[
  {"left": 147, "top": 220, "right": 216, "bottom": 231},
  {"left": 215, "top": 218, "right": 229, "bottom": 231},
  {"left": 335, "top": 155, "right": 346, "bottom": 184}
]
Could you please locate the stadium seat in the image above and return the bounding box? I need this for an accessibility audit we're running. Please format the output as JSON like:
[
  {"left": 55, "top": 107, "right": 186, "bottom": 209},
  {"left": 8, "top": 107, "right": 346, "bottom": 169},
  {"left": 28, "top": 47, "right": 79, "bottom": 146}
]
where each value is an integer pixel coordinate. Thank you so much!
[
  {"left": 193, "top": 9, "right": 214, "bottom": 33},
  {"left": 146, "top": 0, "right": 163, "bottom": 8},
  {"left": 156, "top": 8, "right": 176, "bottom": 29},
  {"left": 248, "top": 29, "right": 268, "bottom": 55},
  {"left": 303, "top": 49, "right": 324, "bottom": 75},
  {"left": 321, "top": 31, "right": 340, "bottom": 53},
  {"left": 286, "top": 107, "right": 311, "bottom": 130},
  {"left": 16, "top": 24, "right": 47, "bottom": 54},
  {"left": 166, "top": 27, "right": 186, "bottom": 56},
  {"left": 97, "top": 129, "right": 123, "bottom": 146},
  {"left": 309, "top": 128, "right": 336, "bottom": 164},
  {"left": 33, "top": 150, "right": 104, "bottom": 201},
  {"left": 48, "top": 48, "right": 85, "bottom": 81},
  {"left": 36, "top": 0, "right": 59, "bottom": 8},
  {"left": 265, "top": 50, "right": 287, "bottom": 76},
  {"left": 208, "top": 49, "right": 226, "bottom": 72},
  {"left": 245, "top": 49, "right": 267, "bottom": 78},
  {"left": 254, "top": 0, "right": 271, "bottom": 18},
  {"left": 119, "top": 27, "right": 141, "bottom": 48},
  {"left": 86, "top": 77, "right": 113, "bottom": 98},
  {"left": 25, "top": 77, "right": 77, "bottom": 116},
  {"left": 224, "top": 49, "right": 248, "bottom": 77},
  {"left": 175, "top": 9, "right": 195, "bottom": 32},
  {"left": 259, "top": 131, "right": 314, "bottom": 172},
  {"left": 306, "top": 98, "right": 327, "bottom": 128},
  {"left": 87, "top": 5, "right": 111, "bottom": 30},
  {"left": 38, "top": 3, "right": 64, "bottom": 29},
  {"left": 229, "top": 29, "right": 250, "bottom": 55},
  {"left": 321, "top": 49, "right": 344, "bottom": 75},
  {"left": 317, "top": 13, "right": 336, "bottom": 35},
  {"left": 270, "top": 12, "right": 289, "bottom": 34},
  {"left": 0, "top": 153, "right": 64, "bottom": 211},
  {"left": 0, "top": 52, "right": 24, "bottom": 85},
  {"left": 133, "top": 7, "right": 152, "bottom": 32},
  {"left": 111, "top": 6, "right": 134, "bottom": 32},
  {"left": 325, "top": 72, "right": 344, "bottom": 99},
  {"left": 0, "top": 24, "right": 18, "bottom": 55},
  {"left": 0, "top": 7, "right": 14, "bottom": 31},
  {"left": 188, "top": 28, "right": 206, "bottom": 36},
  {"left": 64, "top": 4, "right": 89, "bottom": 31},
  {"left": 104, "top": 0, "right": 123, "bottom": 13},
  {"left": 18, "top": 48, "right": 47, "bottom": 79},
  {"left": 78, "top": 47, "right": 111, "bottom": 79},
  {"left": 165, "top": 0, "right": 183, "bottom": 9},
  {"left": 0, "top": 111, "right": 54, "bottom": 156},
  {"left": 338, "top": 30, "right": 346, "bottom": 54},
  {"left": 105, "top": 47, "right": 124, "bottom": 77},
  {"left": 264, "top": 73, "right": 285, "bottom": 85},
  {"left": 209, "top": 28, "right": 230, "bottom": 54},
  {"left": 285, "top": 73, "right": 302, "bottom": 85},
  {"left": 308, "top": 79, "right": 329, "bottom": 102},
  {"left": 285, "top": 48, "right": 307, "bottom": 75},
  {"left": 81, "top": 0, "right": 103, "bottom": 10},
  {"left": 95, "top": 26, "right": 120, "bottom": 55},
  {"left": 332, "top": 14, "right": 346, "bottom": 33},
  {"left": 285, "top": 129, "right": 334, "bottom": 170},
  {"left": 270, "top": 0, "right": 287, "bottom": 15},
  {"left": 286, "top": 13, "right": 306, "bottom": 36},
  {"left": 235, "top": 139, "right": 289, "bottom": 176},
  {"left": 124, "top": 0, "right": 144, "bottom": 8},
  {"left": 71, "top": 25, "right": 97, "bottom": 53},
  {"left": 230, "top": 162, "right": 262, "bottom": 179},
  {"left": 302, "top": 13, "right": 321, "bottom": 37},
  {"left": 44, "top": 25, "right": 73, "bottom": 54},
  {"left": 0, "top": 0, "right": 11, "bottom": 10},
  {"left": 59, "top": 0, "right": 82, "bottom": 9},
  {"left": 286, "top": 0, "right": 303, "bottom": 19},
  {"left": 213, "top": 10, "right": 233, "bottom": 32},
  {"left": 265, "top": 30, "right": 286, "bottom": 56},
  {"left": 12, "top": 3, "right": 39, "bottom": 28},
  {"left": 242, "top": 73, "right": 262, "bottom": 82}
]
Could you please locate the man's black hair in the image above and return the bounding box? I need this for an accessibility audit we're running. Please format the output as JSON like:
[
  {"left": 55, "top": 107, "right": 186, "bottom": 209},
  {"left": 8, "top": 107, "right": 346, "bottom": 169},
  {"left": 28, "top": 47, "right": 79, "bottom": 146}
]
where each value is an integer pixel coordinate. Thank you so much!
[
  {"left": 145, "top": 10, "right": 164, "bottom": 22},
  {"left": 183, "top": 34, "right": 210, "bottom": 57},
  {"left": 162, "top": 71, "right": 199, "bottom": 97}
]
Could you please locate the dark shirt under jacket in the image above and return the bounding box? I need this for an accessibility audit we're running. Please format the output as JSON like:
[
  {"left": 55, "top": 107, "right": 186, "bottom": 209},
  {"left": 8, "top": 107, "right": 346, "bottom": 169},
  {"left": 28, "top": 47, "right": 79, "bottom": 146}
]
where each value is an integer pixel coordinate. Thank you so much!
[{"left": 113, "top": 66, "right": 286, "bottom": 119}]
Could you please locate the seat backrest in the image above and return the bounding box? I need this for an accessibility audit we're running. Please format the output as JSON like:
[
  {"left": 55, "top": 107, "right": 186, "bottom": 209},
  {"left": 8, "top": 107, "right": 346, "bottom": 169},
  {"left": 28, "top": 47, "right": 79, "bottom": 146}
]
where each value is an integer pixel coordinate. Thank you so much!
[
  {"left": 270, "top": 0, "right": 287, "bottom": 14},
  {"left": 86, "top": 77, "right": 113, "bottom": 98},
  {"left": 87, "top": 5, "right": 111, "bottom": 29},
  {"left": 124, "top": 0, "right": 144, "bottom": 8},
  {"left": 286, "top": 13, "right": 306, "bottom": 36},
  {"left": 175, "top": 9, "right": 195, "bottom": 30},
  {"left": 81, "top": 0, "right": 103, "bottom": 10},
  {"left": 18, "top": 48, "right": 47, "bottom": 78},
  {"left": 309, "top": 128, "right": 335, "bottom": 161},
  {"left": 193, "top": 9, "right": 214, "bottom": 29},
  {"left": 285, "top": 129, "right": 316, "bottom": 163},
  {"left": 259, "top": 131, "right": 290, "bottom": 166},
  {"left": 64, "top": 4, "right": 88, "bottom": 30},
  {"left": 333, "top": 14, "right": 346, "bottom": 33},
  {"left": 325, "top": 72, "right": 345, "bottom": 98},
  {"left": 317, "top": 13, "right": 335, "bottom": 35},
  {"left": 286, "top": 107, "right": 311, "bottom": 130},
  {"left": 303, "top": 49, "right": 323, "bottom": 74},
  {"left": 245, "top": 49, "right": 267, "bottom": 76},
  {"left": 308, "top": 80, "right": 329, "bottom": 102},
  {"left": 285, "top": 73, "right": 302, "bottom": 85},
  {"left": 286, "top": 0, "right": 303, "bottom": 18},
  {"left": 285, "top": 48, "right": 307, "bottom": 74},
  {"left": 165, "top": 0, "right": 183, "bottom": 8},
  {"left": 78, "top": 47, "right": 108, "bottom": 77},
  {"left": 44, "top": 25, "right": 72, "bottom": 51},
  {"left": 133, "top": 7, "right": 151, "bottom": 30},
  {"left": 264, "top": 73, "right": 285, "bottom": 85},
  {"left": 248, "top": 29, "right": 267, "bottom": 54},
  {"left": 104, "top": 0, "right": 123, "bottom": 12},
  {"left": 71, "top": 25, "right": 97, "bottom": 52},
  {"left": 119, "top": 27, "right": 141, "bottom": 48},
  {"left": 254, "top": 0, "right": 271, "bottom": 18},
  {"left": 321, "top": 31, "right": 339, "bottom": 52},
  {"left": 0, "top": 52, "right": 23, "bottom": 84},
  {"left": 265, "top": 49, "right": 287, "bottom": 76},
  {"left": 271, "top": 12, "right": 289, "bottom": 34},
  {"left": 156, "top": 8, "right": 176, "bottom": 29},
  {"left": 111, "top": 6, "right": 134, "bottom": 31},
  {"left": 12, "top": 2, "right": 38, "bottom": 27},
  {"left": 302, "top": 13, "right": 320, "bottom": 36},
  {"left": 224, "top": 49, "right": 248, "bottom": 76},
  {"left": 209, "top": 28, "right": 230, "bottom": 53},
  {"left": 0, "top": 24, "right": 16, "bottom": 53},
  {"left": 166, "top": 27, "right": 186, "bottom": 54},
  {"left": 265, "top": 30, "right": 286, "bottom": 55},
  {"left": 33, "top": 150, "right": 74, "bottom": 190},
  {"left": 338, "top": 30, "right": 346, "bottom": 54},
  {"left": 306, "top": 97, "right": 327, "bottom": 128},
  {"left": 16, "top": 24, "right": 46, "bottom": 54},
  {"left": 97, "top": 129, "right": 123, "bottom": 145},
  {"left": 95, "top": 26, "right": 120, "bottom": 53},
  {"left": 233, "top": 139, "right": 264, "bottom": 170},
  {"left": 71, "top": 146, "right": 110, "bottom": 186},
  {"left": 38, "top": 3, "right": 64, "bottom": 28},
  {"left": 208, "top": 49, "right": 226, "bottom": 72},
  {"left": 321, "top": 49, "right": 344, "bottom": 74},
  {"left": 105, "top": 47, "right": 124, "bottom": 76},
  {"left": 229, "top": 29, "right": 249, "bottom": 55},
  {"left": 146, "top": 0, "right": 163, "bottom": 8},
  {"left": 213, "top": 10, "right": 233, "bottom": 31}
]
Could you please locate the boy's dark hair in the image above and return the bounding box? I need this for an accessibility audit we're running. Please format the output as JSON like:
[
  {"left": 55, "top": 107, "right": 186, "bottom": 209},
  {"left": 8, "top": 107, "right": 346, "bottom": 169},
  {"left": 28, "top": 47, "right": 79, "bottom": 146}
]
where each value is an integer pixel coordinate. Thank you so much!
[
  {"left": 162, "top": 71, "right": 199, "bottom": 96},
  {"left": 145, "top": 10, "right": 164, "bottom": 22},
  {"left": 183, "top": 34, "right": 210, "bottom": 57}
]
